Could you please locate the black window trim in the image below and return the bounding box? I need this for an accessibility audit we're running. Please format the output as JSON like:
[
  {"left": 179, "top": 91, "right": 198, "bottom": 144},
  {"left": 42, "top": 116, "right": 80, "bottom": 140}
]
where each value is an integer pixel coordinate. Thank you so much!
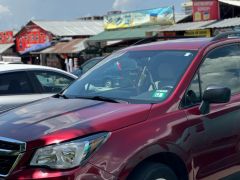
[{"left": 180, "top": 71, "right": 202, "bottom": 109}]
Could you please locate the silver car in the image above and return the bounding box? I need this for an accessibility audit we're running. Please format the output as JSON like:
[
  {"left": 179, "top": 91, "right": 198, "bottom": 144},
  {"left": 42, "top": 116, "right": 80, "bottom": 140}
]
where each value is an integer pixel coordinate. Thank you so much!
[{"left": 0, "top": 64, "right": 77, "bottom": 113}]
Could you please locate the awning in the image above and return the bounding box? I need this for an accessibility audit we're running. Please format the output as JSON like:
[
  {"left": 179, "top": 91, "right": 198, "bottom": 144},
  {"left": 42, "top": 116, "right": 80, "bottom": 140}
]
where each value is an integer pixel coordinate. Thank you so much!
[
  {"left": 219, "top": 0, "right": 240, "bottom": 6},
  {"left": 21, "top": 42, "right": 52, "bottom": 55},
  {"left": 157, "top": 20, "right": 216, "bottom": 32},
  {"left": 206, "top": 17, "right": 240, "bottom": 28},
  {"left": 89, "top": 25, "right": 167, "bottom": 41},
  {"left": 0, "top": 43, "right": 14, "bottom": 54},
  {"left": 40, "top": 38, "right": 87, "bottom": 54}
]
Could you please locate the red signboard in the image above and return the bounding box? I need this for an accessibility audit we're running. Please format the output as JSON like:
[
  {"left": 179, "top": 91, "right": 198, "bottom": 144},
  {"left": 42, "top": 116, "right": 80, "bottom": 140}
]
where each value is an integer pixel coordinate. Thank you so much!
[
  {"left": 193, "top": 0, "right": 220, "bottom": 22},
  {"left": 0, "top": 31, "right": 14, "bottom": 44},
  {"left": 16, "top": 25, "right": 52, "bottom": 53}
]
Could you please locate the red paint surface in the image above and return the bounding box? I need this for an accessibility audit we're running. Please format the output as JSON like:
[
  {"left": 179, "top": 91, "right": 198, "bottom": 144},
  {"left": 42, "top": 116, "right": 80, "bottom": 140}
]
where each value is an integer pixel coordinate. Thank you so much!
[{"left": 16, "top": 24, "right": 52, "bottom": 53}]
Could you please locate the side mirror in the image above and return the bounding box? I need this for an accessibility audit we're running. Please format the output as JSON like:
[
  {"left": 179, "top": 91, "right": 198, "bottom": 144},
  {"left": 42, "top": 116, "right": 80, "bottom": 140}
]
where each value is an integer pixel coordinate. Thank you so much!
[{"left": 199, "top": 86, "right": 231, "bottom": 114}]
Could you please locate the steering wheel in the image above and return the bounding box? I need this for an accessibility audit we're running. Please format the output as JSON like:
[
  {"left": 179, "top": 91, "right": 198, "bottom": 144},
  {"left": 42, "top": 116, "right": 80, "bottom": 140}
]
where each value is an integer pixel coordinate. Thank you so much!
[{"left": 138, "top": 67, "right": 157, "bottom": 90}]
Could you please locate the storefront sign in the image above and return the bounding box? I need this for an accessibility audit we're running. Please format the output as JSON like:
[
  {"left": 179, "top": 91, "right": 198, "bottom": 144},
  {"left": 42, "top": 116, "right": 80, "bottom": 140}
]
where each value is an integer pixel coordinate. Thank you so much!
[
  {"left": 16, "top": 26, "right": 52, "bottom": 53},
  {"left": 193, "top": 0, "right": 219, "bottom": 22},
  {"left": 0, "top": 31, "right": 14, "bottom": 44},
  {"left": 185, "top": 29, "right": 211, "bottom": 37},
  {"left": 104, "top": 6, "right": 175, "bottom": 30}
]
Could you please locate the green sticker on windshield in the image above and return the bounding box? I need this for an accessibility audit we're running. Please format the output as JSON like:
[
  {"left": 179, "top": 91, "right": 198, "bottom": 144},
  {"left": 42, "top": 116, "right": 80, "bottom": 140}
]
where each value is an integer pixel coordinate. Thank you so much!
[{"left": 152, "top": 90, "right": 168, "bottom": 98}]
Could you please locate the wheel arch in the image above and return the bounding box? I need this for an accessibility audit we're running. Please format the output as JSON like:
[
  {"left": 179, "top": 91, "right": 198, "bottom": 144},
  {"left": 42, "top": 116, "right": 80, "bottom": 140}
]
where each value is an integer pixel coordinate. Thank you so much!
[{"left": 118, "top": 143, "right": 190, "bottom": 180}]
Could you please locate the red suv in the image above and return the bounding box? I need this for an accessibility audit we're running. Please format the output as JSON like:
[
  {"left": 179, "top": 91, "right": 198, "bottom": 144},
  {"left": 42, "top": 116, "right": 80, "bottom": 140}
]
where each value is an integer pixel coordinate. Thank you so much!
[{"left": 1, "top": 32, "right": 240, "bottom": 180}]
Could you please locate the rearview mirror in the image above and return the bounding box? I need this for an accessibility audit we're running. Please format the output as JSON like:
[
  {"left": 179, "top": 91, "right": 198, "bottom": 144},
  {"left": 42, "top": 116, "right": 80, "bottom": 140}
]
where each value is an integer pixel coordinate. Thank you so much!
[{"left": 199, "top": 86, "right": 231, "bottom": 114}]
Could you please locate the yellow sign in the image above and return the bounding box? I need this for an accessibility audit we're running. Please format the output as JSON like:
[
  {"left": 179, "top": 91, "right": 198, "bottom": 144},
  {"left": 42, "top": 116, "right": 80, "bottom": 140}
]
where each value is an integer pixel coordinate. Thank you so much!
[
  {"left": 104, "top": 7, "right": 175, "bottom": 30},
  {"left": 184, "top": 29, "right": 211, "bottom": 37}
]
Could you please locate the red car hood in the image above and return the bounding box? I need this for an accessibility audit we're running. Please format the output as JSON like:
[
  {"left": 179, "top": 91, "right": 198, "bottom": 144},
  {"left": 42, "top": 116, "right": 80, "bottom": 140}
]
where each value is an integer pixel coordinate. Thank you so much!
[{"left": 0, "top": 97, "right": 151, "bottom": 150}]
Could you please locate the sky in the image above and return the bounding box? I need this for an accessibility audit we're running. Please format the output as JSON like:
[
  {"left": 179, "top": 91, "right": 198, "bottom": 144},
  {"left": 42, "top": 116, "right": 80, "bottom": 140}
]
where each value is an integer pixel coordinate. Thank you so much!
[{"left": 0, "top": 0, "right": 185, "bottom": 31}]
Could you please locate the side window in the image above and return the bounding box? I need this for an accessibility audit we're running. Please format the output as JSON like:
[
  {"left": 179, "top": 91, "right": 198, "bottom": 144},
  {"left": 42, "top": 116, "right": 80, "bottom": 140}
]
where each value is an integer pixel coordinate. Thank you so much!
[
  {"left": 200, "top": 44, "right": 240, "bottom": 94},
  {"left": 33, "top": 71, "right": 74, "bottom": 93},
  {"left": 0, "top": 72, "right": 33, "bottom": 95},
  {"left": 183, "top": 44, "right": 240, "bottom": 108}
]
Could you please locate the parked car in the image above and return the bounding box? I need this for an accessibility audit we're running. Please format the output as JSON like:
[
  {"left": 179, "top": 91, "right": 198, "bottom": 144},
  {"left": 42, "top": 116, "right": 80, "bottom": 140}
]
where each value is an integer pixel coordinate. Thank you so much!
[
  {"left": 1, "top": 32, "right": 240, "bottom": 180},
  {"left": 72, "top": 57, "right": 103, "bottom": 77},
  {"left": 0, "top": 64, "right": 77, "bottom": 113}
]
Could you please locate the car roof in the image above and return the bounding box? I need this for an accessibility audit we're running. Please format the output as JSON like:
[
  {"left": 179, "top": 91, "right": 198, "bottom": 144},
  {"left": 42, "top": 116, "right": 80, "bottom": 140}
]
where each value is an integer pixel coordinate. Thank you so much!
[
  {"left": 0, "top": 64, "right": 77, "bottom": 79},
  {"left": 125, "top": 38, "right": 213, "bottom": 51}
]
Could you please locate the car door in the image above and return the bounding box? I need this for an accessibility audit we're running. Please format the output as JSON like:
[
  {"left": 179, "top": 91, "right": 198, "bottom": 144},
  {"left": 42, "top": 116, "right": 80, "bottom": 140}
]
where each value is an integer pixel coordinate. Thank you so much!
[
  {"left": 30, "top": 70, "right": 75, "bottom": 94},
  {"left": 0, "top": 71, "right": 36, "bottom": 112},
  {"left": 182, "top": 43, "right": 240, "bottom": 179}
]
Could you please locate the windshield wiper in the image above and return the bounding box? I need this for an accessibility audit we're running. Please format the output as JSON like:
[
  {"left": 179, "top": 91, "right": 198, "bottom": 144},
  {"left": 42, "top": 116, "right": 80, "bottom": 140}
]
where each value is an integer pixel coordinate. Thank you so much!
[{"left": 74, "top": 96, "right": 125, "bottom": 103}]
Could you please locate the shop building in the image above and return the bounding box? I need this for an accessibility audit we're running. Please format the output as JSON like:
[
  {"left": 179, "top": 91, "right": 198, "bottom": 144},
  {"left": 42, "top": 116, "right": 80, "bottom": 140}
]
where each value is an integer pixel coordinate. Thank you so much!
[
  {"left": 0, "top": 31, "right": 19, "bottom": 61},
  {"left": 33, "top": 38, "right": 89, "bottom": 70},
  {"left": 182, "top": 0, "right": 193, "bottom": 15},
  {"left": 15, "top": 20, "right": 103, "bottom": 69},
  {"left": 182, "top": 0, "right": 240, "bottom": 19},
  {"left": 149, "top": 0, "right": 240, "bottom": 38}
]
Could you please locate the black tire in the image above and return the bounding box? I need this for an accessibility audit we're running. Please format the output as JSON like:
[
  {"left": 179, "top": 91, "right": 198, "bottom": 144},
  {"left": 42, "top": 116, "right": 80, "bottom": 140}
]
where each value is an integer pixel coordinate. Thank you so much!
[{"left": 129, "top": 162, "right": 178, "bottom": 180}]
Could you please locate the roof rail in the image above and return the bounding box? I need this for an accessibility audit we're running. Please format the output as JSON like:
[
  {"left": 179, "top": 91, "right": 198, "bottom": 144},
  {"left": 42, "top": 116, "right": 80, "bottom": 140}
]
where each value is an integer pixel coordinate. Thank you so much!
[
  {"left": 132, "top": 35, "right": 198, "bottom": 46},
  {"left": 212, "top": 31, "right": 240, "bottom": 41}
]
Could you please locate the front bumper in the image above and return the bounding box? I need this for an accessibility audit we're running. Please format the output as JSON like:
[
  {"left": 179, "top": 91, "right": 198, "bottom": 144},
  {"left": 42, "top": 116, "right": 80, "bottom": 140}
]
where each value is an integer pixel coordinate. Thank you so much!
[{"left": 7, "top": 163, "right": 116, "bottom": 180}]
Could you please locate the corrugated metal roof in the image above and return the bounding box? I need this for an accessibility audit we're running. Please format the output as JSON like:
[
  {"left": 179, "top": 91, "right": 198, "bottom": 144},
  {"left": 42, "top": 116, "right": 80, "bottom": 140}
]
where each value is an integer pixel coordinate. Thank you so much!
[
  {"left": 40, "top": 38, "right": 87, "bottom": 54},
  {"left": 0, "top": 43, "right": 14, "bottom": 54},
  {"left": 206, "top": 17, "right": 240, "bottom": 28},
  {"left": 32, "top": 20, "right": 104, "bottom": 37},
  {"left": 159, "top": 20, "right": 216, "bottom": 31},
  {"left": 89, "top": 25, "right": 165, "bottom": 41},
  {"left": 219, "top": 0, "right": 240, "bottom": 6}
]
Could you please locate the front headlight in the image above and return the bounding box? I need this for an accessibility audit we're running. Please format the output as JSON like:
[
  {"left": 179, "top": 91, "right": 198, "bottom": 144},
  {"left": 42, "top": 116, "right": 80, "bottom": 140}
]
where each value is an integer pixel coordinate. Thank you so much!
[{"left": 30, "top": 132, "right": 109, "bottom": 169}]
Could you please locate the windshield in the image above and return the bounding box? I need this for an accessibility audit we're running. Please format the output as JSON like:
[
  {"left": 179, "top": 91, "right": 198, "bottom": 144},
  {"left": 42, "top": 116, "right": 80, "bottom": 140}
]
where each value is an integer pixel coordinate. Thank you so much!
[
  {"left": 81, "top": 58, "right": 102, "bottom": 74},
  {"left": 63, "top": 50, "right": 196, "bottom": 104}
]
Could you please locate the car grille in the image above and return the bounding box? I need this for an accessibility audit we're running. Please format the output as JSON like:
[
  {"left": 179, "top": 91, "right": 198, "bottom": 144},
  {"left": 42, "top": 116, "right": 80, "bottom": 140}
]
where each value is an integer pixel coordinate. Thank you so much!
[
  {"left": 0, "top": 156, "right": 18, "bottom": 175},
  {"left": 0, "top": 137, "right": 26, "bottom": 177},
  {"left": 0, "top": 140, "right": 21, "bottom": 151}
]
